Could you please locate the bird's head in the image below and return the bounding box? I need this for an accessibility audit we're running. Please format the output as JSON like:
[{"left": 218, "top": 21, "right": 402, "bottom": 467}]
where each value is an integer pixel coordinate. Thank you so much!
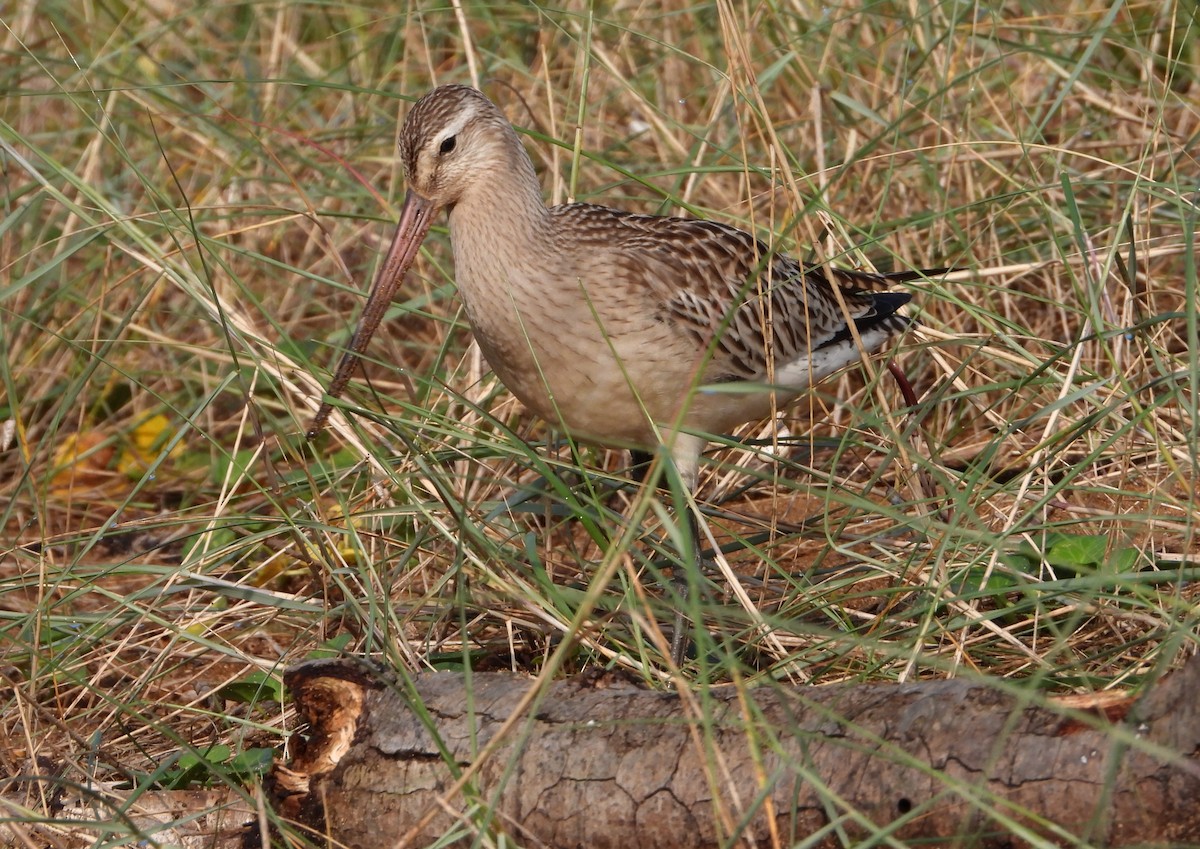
[{"left": 399, "top": 84, "right": 516, "bottom": 210}]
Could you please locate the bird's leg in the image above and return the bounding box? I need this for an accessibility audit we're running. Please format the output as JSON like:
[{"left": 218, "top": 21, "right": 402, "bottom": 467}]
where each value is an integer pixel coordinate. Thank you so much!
[
  {"left": 628, "top": 441, "right": 705, "bottom": 666},
  {"left": 664, "top": 435, "right": 706, "bottom": 668},
  {"left": 668, "top": 502, "right": 703, "bottom": 666}
]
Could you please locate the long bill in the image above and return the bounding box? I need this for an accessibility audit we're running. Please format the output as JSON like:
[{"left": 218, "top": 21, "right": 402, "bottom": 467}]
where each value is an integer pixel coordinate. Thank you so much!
[{"left": 307, "top": 189, "right": 436, "bottom": 439}]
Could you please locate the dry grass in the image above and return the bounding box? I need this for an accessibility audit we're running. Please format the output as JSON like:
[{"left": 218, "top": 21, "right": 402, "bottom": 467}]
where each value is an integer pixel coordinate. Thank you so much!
[{"left": 2, "top": 1, "right": 1198, "bottom": 846}]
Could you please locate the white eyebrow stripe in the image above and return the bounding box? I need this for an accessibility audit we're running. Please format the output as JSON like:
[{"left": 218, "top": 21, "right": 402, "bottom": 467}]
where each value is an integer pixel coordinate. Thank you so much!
[{"left": 435, "top": 105, "right": 479, "bottom": 145}]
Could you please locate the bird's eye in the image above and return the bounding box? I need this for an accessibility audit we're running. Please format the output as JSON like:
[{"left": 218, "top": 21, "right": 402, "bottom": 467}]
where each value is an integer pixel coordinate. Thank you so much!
[{"left": 439, "top": 135, "right": 457, "bottom": 155}]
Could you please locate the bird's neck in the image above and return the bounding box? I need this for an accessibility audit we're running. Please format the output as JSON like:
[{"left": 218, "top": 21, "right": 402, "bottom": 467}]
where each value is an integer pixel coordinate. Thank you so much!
[
  {"left": 442, "top": 135, "right": 558, "bottom": 398},
  {"left": 449, "top": 133, "right": 548, "bottom": 242}
]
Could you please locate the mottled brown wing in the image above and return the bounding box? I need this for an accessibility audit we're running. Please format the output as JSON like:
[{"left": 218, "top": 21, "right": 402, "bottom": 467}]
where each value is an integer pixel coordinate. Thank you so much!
[
  {"left": 607, "top": 211, "right": 877, "bottom": 378},
  {"left": 549, "top": 203, "right": 912, "bottom": 383}
]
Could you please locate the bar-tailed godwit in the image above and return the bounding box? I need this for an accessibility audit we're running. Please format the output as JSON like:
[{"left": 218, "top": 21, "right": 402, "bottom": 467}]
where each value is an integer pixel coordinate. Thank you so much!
[{"left": 310, "top": 85, "right": 934, "bottom": 663}]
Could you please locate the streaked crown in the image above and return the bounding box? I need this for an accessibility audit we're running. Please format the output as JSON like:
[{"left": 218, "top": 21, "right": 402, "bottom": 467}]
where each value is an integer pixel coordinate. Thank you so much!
[{"left": 397, "top": 84, "right": 517, "bottom": 208}]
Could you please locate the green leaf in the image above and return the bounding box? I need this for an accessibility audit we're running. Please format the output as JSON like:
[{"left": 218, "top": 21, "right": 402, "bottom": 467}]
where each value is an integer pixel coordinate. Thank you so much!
[
  {"left": 228, "top": 747, "right": 275, "bottom": 778},
  {"left": 218, "top": 670, "right": 284, "bottom": 705},
  {"left": 1110, "top": 546, "right": 1142, "bottom": 572},
  {"left": 1045, "top": 534, "right": 1108, "bottom": 570},
  {"left": 307, "top": 632, "right": 355, "bottom": 659}
]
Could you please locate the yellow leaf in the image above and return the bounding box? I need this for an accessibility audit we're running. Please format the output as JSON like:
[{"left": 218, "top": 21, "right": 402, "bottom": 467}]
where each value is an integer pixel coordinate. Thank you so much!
[{"left": 118, "top": 413, "right": 182, "bottom": 476}]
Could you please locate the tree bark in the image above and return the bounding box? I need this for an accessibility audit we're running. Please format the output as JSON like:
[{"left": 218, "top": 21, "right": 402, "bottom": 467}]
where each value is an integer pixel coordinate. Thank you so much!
[{"left": 267, "top": 657, "right": 1200, "bottom": 848}]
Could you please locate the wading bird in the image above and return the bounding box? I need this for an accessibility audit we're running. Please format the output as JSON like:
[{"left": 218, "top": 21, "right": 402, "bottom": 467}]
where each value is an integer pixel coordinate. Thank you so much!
[{"left": 310, "top": 85, "right": 933, "bottom": 664}]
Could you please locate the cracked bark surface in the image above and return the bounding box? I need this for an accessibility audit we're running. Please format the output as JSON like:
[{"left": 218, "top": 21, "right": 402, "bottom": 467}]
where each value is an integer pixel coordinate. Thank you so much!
[{"left": 267, "top": 657, "right": 1200, "bottom": 848}]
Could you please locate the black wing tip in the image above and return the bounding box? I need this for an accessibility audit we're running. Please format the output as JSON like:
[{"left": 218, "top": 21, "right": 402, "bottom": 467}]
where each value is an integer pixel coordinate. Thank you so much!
[
  {"left": 836, "top": 266, "right": 951, "bottom": 288},
  {"left": 869, "top": 290, "right": 913, "bottom": 316},
  {"left": 873, "top": 266, "right": 952, "bottom": 285}
]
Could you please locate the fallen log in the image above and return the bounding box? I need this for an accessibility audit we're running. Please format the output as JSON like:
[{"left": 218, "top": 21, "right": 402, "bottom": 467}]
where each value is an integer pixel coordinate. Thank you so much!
[{"left": 267, "top": 656, "right": 1200, "bottom": 848}]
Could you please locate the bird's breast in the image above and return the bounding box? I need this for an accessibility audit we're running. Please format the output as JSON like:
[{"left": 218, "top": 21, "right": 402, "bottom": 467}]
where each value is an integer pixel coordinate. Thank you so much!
[{"left": 451, "top": 251, "right": 699, "bottom": 444}]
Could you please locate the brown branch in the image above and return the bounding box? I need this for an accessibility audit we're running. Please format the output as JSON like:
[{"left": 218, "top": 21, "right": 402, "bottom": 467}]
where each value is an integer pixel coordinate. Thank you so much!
[{"left": 266, "top": 657, "right": 1200, "bottom": 848}]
